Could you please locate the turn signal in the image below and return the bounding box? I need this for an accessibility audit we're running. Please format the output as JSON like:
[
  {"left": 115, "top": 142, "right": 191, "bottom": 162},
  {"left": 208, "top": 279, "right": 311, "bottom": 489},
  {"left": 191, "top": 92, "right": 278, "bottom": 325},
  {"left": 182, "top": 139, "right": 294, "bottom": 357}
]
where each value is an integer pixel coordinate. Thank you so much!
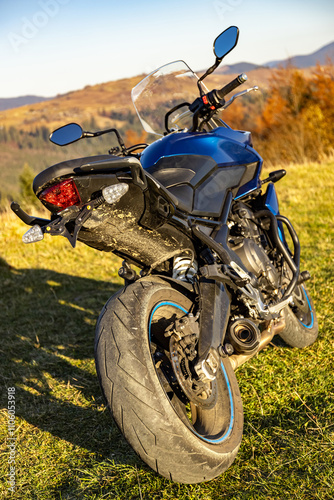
[
  {"left": 22, "top": 225, "right": 44, "bottom": 244},
  {"left": 102, "top": 183, "right": 129, "bottom": 204}
]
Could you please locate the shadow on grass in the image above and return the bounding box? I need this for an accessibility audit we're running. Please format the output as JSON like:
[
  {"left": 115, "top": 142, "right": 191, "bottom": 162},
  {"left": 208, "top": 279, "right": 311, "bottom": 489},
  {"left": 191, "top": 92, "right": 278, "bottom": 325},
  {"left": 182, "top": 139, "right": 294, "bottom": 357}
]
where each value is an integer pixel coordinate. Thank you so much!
[
  {"left": 0, "top": 257, "right": 141, "bottom": 464},
  {"left": 1, "top": 256, "right": 330, "bottom": 497}
]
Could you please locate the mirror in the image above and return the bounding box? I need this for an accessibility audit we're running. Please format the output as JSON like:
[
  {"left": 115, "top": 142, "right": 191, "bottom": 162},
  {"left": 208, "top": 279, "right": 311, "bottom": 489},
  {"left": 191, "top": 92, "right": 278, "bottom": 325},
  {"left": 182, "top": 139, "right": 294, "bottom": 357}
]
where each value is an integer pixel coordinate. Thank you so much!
[
  {"left": 49, "top": 123, "right": 83, "bottom": 146},
  {"left": 197, "top": 26, "right": 239, "bottom": 92},
  {"left": 213, "top": 26, "right": 239, "bottom": 60}
]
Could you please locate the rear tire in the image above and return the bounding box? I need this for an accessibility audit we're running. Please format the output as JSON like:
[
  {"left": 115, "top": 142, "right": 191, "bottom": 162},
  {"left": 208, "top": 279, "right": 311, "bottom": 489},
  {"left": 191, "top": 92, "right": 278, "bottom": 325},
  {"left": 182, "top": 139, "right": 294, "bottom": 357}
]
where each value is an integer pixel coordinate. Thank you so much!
[
  {"left": 95, "top": 277, "right": 243, "bottom": 483},
  {"left": 279, "top": 285, "right": 318, "bottom": 348}
]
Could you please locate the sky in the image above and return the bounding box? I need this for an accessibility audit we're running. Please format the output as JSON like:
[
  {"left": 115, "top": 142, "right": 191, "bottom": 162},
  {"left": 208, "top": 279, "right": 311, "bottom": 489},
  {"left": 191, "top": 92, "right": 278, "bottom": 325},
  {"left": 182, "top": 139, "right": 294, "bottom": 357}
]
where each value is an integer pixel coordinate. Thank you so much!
[{"left": 1, "top": 0, "right": 333, "bottom": 98}]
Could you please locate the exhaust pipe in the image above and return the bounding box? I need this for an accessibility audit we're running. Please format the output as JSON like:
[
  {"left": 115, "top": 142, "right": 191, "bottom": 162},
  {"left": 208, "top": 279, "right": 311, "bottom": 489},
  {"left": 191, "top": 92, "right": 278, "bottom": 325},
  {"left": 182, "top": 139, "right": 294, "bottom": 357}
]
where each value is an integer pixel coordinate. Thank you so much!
[
  {"left": 227, "top": 318, "right": 261, "bottom": 356},
  {"left": 228, "top": 315, "right": 286, "bottom": 371}
]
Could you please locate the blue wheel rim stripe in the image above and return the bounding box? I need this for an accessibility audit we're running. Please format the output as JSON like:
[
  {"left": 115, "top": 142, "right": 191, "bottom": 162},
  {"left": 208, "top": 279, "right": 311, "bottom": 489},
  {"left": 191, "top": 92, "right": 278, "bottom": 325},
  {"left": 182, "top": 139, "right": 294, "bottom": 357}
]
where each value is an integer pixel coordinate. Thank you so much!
[
  {"left": 298, "top": 286, "right": 314, "bottom": 329},
  {"left": 149, "top": 301, "right": 188, "bottom": 340},
  {"left": 149, "top": 301, "right": 234, "bottom": 444}
]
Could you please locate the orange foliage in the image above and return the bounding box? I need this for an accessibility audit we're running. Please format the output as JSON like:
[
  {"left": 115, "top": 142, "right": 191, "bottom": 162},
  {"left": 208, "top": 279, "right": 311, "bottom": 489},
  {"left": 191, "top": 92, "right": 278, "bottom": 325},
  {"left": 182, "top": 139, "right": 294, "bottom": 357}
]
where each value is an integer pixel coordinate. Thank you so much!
[
  {"left": 220, "top": 99, "right": 245, "bottom": 131},
  {"left": 231, "top": 63, "right": 334, "bottom": 164},
  {"left": 311, "top": 63, "right": 334, "bottom": 121},
  {"left": 257, "top": 92, "right": 287, "bottom": 131},
  {"left": 255, "top": 67, "right": 313, "bottom": 133},
  {"left": 125, "top": 129, "right": 148, "bottom": 146}
]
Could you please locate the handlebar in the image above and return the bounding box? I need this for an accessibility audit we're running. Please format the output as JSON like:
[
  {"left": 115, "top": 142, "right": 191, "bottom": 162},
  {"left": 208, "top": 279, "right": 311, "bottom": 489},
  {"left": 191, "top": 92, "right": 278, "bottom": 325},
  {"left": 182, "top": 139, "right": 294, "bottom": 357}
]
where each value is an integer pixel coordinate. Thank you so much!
[
  {"left": 166, "top": 73, "right": 248, "bottom": 133},
  {"left": 189, "top": 73, "right": 248, "bottom": 116},
  {"left": 216, "top": 73, "right": 248, "bottom": 100}
]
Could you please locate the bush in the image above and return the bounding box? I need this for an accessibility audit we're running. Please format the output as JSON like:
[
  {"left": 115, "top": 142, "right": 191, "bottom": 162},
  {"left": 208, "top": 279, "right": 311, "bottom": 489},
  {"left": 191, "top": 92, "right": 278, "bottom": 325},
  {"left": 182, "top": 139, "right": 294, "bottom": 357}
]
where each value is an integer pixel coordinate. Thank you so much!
[{"left": 19, "top": 163, "right": 39, "bottom": 208}]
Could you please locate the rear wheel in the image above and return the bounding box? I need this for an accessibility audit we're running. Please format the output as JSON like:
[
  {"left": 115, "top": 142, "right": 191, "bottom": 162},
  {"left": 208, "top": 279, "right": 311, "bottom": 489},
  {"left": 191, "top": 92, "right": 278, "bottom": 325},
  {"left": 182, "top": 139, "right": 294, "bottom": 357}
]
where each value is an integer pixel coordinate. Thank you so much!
[
  {"left": 280, "top": 285, "right": 318, "bottom": 348},
  {"left": 95, "top": 277, "right": 243, "bottom": 483}
]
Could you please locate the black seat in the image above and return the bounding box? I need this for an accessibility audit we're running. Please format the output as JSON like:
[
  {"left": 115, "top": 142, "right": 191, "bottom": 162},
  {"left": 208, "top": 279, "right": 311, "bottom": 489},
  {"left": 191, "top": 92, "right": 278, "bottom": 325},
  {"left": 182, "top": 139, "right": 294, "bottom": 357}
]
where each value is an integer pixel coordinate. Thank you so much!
[
  {"left": 33, "top": 153, "right": 193, "bottom": 213},
  {"left": 33, "top": 155, "right": 142, "bottom": 194}
]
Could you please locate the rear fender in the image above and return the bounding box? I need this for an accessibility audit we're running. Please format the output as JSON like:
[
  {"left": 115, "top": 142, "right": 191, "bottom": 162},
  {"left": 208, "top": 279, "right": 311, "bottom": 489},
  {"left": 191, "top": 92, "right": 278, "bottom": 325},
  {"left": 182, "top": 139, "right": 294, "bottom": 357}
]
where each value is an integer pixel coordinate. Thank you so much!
[{"left": 13, "top": 159, "right": 194, "bottom": 270}]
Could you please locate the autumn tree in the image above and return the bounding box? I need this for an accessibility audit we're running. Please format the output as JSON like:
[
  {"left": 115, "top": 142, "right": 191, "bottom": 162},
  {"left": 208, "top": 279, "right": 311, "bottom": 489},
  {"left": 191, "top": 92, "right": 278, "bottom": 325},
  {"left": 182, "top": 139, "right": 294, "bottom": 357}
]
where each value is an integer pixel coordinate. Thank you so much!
[
  {"left": 125, "top": 129, "right": 148, "bottom": 146},
  {"left": 254, "top": 64, "right": 334, "bottom": 164}
]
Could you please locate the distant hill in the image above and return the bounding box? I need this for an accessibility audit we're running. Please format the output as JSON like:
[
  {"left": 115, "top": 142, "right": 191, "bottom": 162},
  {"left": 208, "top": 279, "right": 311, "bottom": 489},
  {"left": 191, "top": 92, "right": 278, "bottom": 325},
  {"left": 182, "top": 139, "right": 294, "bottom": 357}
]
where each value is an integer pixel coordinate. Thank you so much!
[
  {"left": 265, "top": 41, "right": 334, "bottom": 68},
  {"left": 0, "top": 95, "right": 51, "bottom": 112},
  {"left": 215, "top": 62, "right": 263, "bottom": 74},
  {"left": 206, "top": 40, "right": 334, "bottom": 75},
  {"left": 0, "top": 76, "right": 144, "bottom": 132},
  {"left": 0, "top": 40, "right": 332, "bottom": 132}
]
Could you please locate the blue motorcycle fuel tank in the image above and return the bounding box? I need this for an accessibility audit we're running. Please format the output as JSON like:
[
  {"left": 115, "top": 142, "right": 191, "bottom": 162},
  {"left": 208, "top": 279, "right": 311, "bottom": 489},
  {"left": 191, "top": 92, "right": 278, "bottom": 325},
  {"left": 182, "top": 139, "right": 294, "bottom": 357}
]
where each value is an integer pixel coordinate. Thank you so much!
[{"left": 140, "top": 127, "right": 263, "bottom": 217}]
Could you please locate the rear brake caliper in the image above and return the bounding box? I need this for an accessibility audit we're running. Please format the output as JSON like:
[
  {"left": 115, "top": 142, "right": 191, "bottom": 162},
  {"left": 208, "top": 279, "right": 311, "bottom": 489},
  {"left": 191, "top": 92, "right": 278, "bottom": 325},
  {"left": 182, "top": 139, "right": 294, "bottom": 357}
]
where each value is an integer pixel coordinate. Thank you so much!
[{"left": 165, "top": 314, "right": 218, "bottom": 408}]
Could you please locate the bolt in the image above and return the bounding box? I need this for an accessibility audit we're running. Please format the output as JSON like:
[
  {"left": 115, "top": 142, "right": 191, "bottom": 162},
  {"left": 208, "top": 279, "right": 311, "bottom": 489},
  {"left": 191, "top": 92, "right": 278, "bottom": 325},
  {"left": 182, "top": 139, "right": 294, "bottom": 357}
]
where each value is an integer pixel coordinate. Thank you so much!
[
  {"left": 218, "top": 345, "right": 227, "bottom": 358},
  {"left": 239, "top": 208, "right": 248, "bottom": 218},
  {"left": 224, "top": 343, "right": 234, "bottom": 356}
]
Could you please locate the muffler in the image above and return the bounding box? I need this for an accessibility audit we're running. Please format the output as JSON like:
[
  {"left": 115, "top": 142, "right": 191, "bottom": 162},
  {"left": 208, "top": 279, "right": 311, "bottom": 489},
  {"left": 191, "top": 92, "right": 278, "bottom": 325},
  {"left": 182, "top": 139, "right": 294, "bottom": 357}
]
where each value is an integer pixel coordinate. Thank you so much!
[
  {"left": 227, "top": 318, "right": 261, "bottom": 356},
  {"left": 228, "top": 315, "right": 286, "bottom": 371}
]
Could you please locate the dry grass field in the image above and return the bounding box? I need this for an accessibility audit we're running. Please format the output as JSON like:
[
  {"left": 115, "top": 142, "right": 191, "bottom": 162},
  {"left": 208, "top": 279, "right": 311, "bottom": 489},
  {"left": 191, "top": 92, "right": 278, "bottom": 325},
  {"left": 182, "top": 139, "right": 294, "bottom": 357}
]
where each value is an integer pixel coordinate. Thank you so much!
[{"left": 0, "top": 160, "right": 333, "bottom": 499}]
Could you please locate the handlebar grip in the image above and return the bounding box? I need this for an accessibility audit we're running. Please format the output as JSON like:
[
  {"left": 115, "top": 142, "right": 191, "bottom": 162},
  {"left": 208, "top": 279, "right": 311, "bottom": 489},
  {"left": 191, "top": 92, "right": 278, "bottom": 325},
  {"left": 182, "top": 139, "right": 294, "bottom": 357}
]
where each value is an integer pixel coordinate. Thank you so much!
[{"left": 216, "top": 73, "right": 248, "bottom": 100}]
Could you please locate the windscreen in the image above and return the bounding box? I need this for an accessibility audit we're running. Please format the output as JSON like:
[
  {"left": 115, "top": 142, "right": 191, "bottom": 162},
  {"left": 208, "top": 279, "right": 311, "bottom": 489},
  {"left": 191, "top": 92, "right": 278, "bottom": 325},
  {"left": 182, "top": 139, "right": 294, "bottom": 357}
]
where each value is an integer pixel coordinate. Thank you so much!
[{"left": 131, "top": 61, "right": 201, "bottom": 137}]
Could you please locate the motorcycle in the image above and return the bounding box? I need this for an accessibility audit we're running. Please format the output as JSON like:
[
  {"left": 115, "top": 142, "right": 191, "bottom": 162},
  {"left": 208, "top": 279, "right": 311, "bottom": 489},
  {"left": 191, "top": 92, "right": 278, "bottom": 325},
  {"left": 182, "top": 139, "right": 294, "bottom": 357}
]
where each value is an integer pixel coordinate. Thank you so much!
[{"left": 11, "top": 26, "right": 318, "bottom": 483}]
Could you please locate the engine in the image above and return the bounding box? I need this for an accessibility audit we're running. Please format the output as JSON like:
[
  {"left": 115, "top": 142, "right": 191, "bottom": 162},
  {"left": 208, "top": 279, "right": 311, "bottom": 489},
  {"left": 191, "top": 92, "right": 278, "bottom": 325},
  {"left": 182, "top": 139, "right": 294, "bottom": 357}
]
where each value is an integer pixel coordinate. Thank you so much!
[
  {"left": 228, "top": 205, "right": 279, "bottom": 292},
  {"left": 233, "top": 238, "right": 279, "bottom": 290}
]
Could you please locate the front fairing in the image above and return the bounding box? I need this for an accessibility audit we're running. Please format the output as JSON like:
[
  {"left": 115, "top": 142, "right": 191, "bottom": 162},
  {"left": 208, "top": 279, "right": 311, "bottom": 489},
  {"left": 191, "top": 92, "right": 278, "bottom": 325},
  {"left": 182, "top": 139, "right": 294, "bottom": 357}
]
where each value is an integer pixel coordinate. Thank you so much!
[{"left": 133, "top": 59, "right": 262, "bottom": 202}]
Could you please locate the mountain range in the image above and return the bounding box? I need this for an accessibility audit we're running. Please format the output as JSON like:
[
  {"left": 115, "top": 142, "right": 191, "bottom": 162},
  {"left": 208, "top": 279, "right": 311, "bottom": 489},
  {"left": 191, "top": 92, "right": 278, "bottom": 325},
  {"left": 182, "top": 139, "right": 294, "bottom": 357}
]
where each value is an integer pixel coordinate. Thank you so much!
[
  {"left": 0, "top": 95, "right": 50, "bottom": 112},
  {"left": 0, "top": 41, "right": 333, "bottom": 113},
  {"left": 216, "top": 40, "right": 334, "bottom": 75}
]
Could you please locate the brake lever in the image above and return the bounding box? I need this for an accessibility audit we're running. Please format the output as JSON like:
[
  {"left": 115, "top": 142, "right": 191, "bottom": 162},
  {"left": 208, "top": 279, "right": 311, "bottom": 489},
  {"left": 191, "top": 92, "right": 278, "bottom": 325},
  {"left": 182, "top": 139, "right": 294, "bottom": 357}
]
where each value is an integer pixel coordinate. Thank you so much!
[{"left": 221, "top": 86, "right": 259, "bottom": 110}]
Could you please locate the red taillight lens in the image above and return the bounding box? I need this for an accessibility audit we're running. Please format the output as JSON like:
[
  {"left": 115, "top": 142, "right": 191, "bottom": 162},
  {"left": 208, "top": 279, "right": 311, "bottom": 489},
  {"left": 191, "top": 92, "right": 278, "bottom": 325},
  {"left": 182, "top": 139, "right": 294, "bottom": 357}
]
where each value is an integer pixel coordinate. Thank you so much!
[{"left": 39, "top": 179, "right": 81, "bottom": 209}]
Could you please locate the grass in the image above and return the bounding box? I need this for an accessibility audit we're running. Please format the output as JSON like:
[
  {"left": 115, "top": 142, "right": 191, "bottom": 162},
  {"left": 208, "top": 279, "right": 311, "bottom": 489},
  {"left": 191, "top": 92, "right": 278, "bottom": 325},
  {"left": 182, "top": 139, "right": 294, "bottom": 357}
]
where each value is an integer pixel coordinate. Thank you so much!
[{"left": 0, "top": 160, "right": 333, "bottom": 499}]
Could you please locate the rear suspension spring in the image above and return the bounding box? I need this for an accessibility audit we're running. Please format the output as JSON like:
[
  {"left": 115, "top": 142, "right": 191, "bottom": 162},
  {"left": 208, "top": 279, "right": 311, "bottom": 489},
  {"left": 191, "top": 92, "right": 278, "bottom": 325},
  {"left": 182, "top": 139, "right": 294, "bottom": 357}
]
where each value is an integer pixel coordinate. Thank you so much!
[{"left": 172, "top": 255, "right": 198, "bottom": 282}]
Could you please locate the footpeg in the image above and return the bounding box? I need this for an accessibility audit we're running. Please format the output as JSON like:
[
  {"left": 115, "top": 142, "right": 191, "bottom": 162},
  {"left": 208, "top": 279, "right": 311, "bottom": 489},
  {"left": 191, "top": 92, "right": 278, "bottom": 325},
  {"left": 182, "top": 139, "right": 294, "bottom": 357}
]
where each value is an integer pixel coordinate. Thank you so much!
[
  {"left": 297, "top": 270, "right": 311, "bottom": 284},
  {"left": 118, "top": 261, "right": 139, "bottom": 283}
]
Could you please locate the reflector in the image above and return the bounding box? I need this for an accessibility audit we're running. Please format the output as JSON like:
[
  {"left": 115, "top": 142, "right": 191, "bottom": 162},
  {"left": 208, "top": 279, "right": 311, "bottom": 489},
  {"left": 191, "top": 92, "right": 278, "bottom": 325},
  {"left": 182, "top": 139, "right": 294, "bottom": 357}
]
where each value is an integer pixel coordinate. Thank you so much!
[{"left": 39, "top": 179, "right": 81, "bottom": 209}]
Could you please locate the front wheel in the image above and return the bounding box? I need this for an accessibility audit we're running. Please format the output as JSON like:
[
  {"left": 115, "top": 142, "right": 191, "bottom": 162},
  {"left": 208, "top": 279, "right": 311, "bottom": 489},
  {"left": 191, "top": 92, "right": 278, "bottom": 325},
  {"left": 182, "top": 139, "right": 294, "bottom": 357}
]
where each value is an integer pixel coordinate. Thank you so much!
[
  {"left": 95, "top": 277, "right": 243, "bottom": 483},
  {"left": 279, "top": 285, "right": 318, "bottom": 348}
]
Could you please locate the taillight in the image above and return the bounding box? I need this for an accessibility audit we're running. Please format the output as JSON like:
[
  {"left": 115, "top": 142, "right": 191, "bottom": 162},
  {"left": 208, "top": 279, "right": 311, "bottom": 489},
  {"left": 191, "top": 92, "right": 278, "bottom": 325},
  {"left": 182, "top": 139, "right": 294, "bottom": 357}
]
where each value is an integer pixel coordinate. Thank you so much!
[{"left": 39, "top": 179, "right": 81, "bottom": 209}]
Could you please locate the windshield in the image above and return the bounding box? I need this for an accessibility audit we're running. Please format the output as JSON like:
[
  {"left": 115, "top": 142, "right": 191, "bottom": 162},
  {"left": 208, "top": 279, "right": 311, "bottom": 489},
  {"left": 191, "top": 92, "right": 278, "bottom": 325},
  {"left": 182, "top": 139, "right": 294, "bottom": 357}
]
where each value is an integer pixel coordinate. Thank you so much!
[{"left": 131, "top": 61, "right": 201, "bottom": 137}]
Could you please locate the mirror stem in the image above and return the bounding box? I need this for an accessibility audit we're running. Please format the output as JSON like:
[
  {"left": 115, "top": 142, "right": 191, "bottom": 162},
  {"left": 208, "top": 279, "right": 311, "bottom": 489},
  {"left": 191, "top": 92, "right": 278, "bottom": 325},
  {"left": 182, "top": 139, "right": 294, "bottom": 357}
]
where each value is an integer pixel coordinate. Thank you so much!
[
  {"left": 197, "top": 59, "right": 221, "bottom": 94},
  {"left": 84, "top": 128, "right": 127, "bottom": 153}
]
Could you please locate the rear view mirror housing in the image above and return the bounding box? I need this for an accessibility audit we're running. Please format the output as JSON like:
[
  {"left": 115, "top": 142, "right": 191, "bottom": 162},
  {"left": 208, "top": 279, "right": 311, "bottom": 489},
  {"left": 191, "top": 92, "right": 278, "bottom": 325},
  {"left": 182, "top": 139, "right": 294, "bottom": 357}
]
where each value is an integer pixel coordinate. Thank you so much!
[
  {"left": 49, "top": 123, "right": 83, "bottom": 146},
  {"left": 213, "top": 26, "right": 239, "bottom": 61}
]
